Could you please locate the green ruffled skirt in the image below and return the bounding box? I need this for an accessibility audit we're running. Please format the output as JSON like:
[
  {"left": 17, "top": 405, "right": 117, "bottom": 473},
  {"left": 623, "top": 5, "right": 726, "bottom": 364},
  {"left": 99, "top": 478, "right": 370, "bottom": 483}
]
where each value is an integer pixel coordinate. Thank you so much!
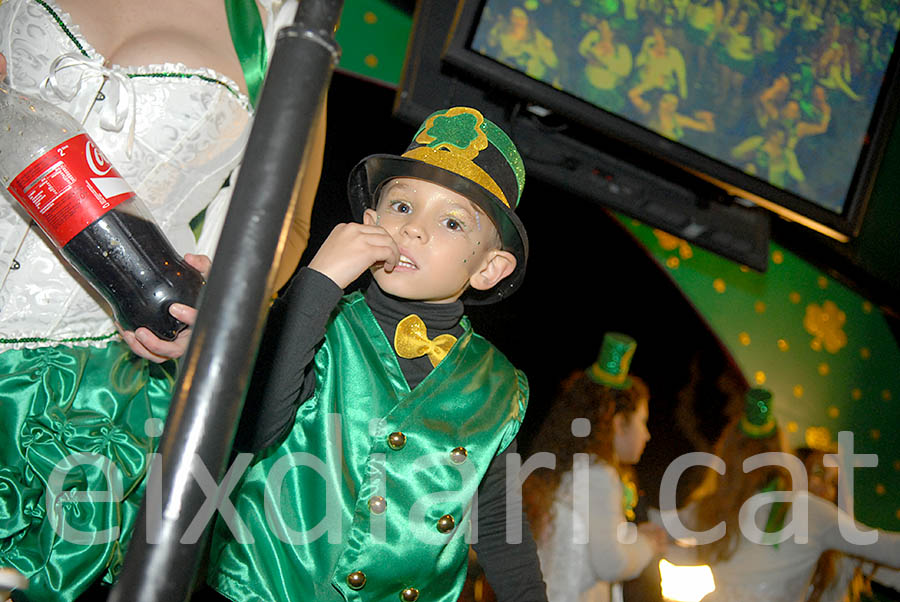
[{"left": 0, "top": 342, "right": 176, "bottom": 601}]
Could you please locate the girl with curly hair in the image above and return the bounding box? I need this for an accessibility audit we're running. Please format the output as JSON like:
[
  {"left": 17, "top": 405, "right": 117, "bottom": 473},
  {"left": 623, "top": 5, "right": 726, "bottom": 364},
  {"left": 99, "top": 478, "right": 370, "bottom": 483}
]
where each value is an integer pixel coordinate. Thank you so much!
[{"left": 523, "top": 333, "right": 666, "bottom": 602}]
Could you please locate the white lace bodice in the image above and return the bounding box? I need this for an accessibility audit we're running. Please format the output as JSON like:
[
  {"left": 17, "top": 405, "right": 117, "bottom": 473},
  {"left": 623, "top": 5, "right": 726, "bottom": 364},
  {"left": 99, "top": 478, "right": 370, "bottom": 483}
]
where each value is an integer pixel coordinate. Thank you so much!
[{"left": 0, "top": 0, "right": 295, "bottom": 349}]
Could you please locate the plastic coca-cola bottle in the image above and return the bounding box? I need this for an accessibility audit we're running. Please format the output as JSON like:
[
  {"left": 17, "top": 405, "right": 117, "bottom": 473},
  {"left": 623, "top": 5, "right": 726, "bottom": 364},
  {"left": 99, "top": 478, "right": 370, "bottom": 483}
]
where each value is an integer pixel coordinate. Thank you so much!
[{"left": 0, "top": 82, "right": 205, "bottom": 341}]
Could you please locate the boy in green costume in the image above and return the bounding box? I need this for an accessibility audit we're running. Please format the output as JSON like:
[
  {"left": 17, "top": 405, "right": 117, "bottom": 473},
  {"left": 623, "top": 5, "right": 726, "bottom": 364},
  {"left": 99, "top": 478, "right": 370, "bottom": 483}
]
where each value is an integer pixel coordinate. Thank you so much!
[{"left": 207, "top": 106, "right": 547, "bottom": 601}]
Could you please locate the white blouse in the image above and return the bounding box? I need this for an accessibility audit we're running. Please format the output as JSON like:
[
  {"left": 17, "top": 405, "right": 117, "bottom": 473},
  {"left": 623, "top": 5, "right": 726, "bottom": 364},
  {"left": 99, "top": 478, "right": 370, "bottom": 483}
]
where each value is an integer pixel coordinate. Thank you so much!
[
  {"left": 538, "top": 463, "right": 655, "bottom": 602},
  {"left": 0, "top": 0, "right": 296, "bottom": 349},
  {"left": 665, "top": 491, "right": 900, "bottom": 602}
]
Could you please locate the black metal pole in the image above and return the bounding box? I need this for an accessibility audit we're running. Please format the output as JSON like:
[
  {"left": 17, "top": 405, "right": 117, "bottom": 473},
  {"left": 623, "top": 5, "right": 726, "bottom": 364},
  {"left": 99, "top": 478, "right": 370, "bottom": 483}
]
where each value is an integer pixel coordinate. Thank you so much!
[{"left": 107, "top": 2, "right": 342, "bottom": 600}]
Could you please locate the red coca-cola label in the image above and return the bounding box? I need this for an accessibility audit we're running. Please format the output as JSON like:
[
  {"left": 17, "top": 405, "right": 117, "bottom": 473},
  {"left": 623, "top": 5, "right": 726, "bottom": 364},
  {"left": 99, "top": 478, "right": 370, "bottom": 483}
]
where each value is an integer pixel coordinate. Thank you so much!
[{"left": 7, "top": 133, "right": 134, "bottom": 246}]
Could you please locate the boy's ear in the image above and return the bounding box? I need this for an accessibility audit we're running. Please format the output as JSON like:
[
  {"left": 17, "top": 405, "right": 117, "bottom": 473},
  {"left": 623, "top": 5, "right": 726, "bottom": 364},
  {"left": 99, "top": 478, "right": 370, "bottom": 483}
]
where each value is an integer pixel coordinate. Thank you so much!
[
  {"left": 469, "top": 250, "right": 517, "bottom": 292},
  {"left": 363, "top": 208, "right": 378, "bottom": 225}
]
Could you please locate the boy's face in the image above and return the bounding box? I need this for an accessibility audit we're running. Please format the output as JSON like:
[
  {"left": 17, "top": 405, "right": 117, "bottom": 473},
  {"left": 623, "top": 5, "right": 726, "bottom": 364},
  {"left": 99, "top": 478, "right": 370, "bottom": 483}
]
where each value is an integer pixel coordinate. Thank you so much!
[{"left": 364, "top": 178, "right": 516, "bottom": 304}]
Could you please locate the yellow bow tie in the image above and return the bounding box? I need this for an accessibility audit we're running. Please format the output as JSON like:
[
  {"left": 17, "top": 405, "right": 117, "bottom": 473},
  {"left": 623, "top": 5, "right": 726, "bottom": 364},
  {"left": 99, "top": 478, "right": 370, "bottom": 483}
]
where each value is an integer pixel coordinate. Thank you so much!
[{"left": 393, "top": 314, "right": 457, "bottom": 368}]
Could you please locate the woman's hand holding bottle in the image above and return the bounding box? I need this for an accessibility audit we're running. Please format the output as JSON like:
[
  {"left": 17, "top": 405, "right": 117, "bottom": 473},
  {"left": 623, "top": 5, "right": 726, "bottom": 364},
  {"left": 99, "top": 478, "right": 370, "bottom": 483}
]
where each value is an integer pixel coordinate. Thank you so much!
[{"left": 117, "top": 253, "right": 211, "bottom": 362}]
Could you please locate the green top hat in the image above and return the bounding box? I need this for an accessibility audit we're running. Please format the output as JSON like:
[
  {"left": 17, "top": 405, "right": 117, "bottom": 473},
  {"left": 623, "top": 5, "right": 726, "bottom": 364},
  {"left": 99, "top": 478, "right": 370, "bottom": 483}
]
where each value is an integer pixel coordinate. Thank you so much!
[
  {"left": 347, "top": 106, "right": 529, "bottom": 304},
  {"left": 740, "top": 388, "right": 777, "bottom": 439},
  {"left": 587, "top": 332, "right": 637, "bottom": 389}
]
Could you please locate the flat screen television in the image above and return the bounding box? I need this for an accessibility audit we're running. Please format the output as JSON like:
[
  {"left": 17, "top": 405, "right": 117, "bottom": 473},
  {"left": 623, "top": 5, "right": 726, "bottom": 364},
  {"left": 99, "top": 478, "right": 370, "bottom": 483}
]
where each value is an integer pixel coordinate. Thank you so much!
[{"left": 441, "top": 0, "right": 900, "bottom": 244}]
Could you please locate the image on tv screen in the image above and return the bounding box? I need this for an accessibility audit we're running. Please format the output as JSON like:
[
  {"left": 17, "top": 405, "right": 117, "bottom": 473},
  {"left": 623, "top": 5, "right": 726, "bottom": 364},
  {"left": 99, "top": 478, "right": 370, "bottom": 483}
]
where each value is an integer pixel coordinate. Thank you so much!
[{"left": 470, "top": 0, "right": 900, "bottom": 215}]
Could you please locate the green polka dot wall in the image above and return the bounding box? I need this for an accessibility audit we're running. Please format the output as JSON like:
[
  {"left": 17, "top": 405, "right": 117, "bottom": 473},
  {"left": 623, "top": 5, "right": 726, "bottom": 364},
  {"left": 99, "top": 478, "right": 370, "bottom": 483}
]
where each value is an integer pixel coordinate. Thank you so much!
[{"left": 335, "top": 0, "right": 412, "bottom": 86}]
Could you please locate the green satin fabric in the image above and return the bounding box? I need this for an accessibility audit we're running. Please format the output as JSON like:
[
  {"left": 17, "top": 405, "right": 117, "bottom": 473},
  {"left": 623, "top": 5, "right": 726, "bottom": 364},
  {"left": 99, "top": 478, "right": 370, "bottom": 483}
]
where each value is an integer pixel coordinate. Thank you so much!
[
  {"left": 225, "top": 0, "right": 267, "bottom": 108},
  {"left": 0, "top": 342, "right": 175, "bottom": 601},
  {"left": 209, "top": 292, "right": 528, "bottom": 601}
]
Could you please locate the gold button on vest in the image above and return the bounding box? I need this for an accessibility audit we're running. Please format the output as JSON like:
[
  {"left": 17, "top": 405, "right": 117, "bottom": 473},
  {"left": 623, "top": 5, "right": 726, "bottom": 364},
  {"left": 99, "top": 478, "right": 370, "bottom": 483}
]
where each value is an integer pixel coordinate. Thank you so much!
[
  {"left": 347, "top": 570, "right": 366, "bottom": 590},
  {"left": 436, "top": 514, "right": 455, "bottom": 534},
  {"left": 388, "top": 431, "right": 407, "bottom": 450},
  {"left": 368, "top": 495, "right": 387, "bottom": 515},
  {"left": 449, "top": 446, "right": 468, "bottom": 464}
]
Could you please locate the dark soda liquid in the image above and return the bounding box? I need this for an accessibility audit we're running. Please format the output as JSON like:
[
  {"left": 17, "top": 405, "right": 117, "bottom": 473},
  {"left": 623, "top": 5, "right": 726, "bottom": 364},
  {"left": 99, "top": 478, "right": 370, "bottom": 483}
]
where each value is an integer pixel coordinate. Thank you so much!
[{"left": 62, "top": 208, "right": 206, "bottom": 341}]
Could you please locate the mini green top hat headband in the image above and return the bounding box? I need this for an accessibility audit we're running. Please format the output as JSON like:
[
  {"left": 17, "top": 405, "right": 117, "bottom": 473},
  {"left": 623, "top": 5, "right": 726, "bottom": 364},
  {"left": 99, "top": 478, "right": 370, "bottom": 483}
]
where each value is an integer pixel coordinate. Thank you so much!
[
  {"left": 587, "top": 332, "right": 637, "bottom": 389},
  {"left": 740, "top": 388, "right": 777, "bottom": 438}
]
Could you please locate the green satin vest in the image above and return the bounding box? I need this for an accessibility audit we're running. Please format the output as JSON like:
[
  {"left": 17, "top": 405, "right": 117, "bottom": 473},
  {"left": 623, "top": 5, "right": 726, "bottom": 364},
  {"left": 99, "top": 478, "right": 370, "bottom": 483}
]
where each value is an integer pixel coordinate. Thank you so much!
[{"left": 209, "top": 292, "right": 528, "bottom": 601}]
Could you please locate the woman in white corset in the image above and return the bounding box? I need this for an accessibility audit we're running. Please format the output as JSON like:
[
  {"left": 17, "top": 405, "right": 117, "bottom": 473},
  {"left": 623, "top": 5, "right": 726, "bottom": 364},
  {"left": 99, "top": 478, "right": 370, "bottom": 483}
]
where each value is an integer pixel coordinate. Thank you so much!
[{"left": 0, "top": 1, "right": 325, "bottom": 599}]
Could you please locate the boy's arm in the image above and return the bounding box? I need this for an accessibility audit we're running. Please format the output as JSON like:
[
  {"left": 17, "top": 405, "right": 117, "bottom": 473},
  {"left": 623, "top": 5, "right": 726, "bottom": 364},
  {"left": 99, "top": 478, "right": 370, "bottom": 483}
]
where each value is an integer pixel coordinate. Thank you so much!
[
  {"left": 235, "top": 221, "right": 399, "bottom": 452},
  {"left": 473, "top": 440, "right": 549, "bottom": 602},
  {"left": 233, "top": 267, "right": 343, "bottom": 452}
]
